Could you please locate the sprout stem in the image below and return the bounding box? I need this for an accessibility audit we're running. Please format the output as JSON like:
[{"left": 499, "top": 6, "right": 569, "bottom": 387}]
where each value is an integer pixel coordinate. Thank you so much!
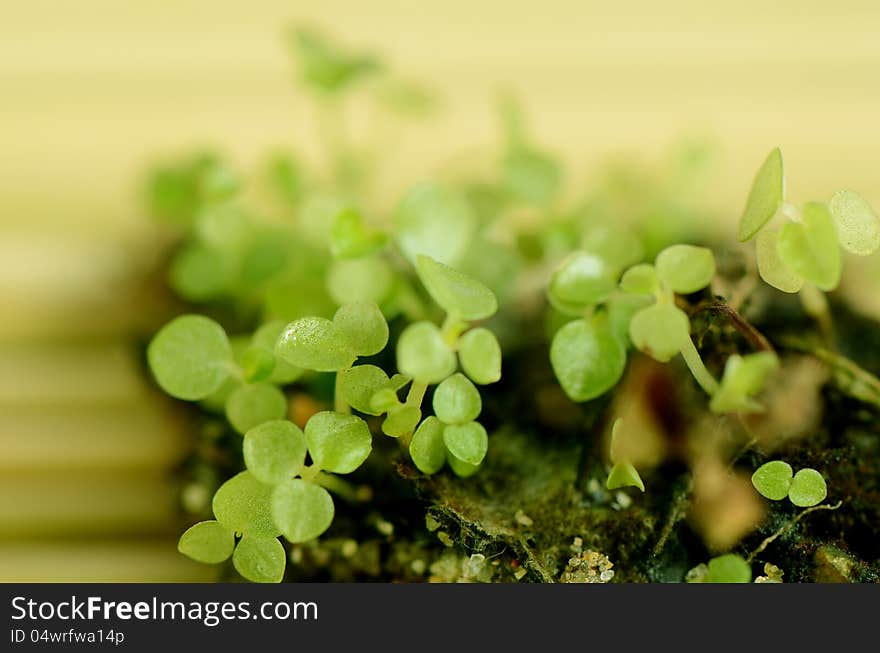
[
  {"left": 747, "top": 500, "right": 843, "bottom": 563},
  {"left": 799, "top": 284, "right": 836, "bottom": 347},
  {"left": 679, "top": 337, "right": 720, "bottom": 396},
  {"left": 405, "top": 381, "right": 428, "bottom": 407},
  {"left": 313, "top": 472, "right": 367, "bottom": 503},
  {"left": 334, "top": 371, "right": 351, "bottom": 414},
  {"left": 689, "top": 300, "right": 774, "bottom": 353}
]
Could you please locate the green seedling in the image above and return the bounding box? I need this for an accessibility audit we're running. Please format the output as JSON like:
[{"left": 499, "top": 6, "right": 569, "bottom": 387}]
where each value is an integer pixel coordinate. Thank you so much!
[
  {"left": 751, "top": 461, "right": 828, "bottom": 507},
  {"left": 739, "top": 148, "right": 880, "bottom": 294},
  {"left": 549, "top": 243, "right": 779, "bottom": 413}
]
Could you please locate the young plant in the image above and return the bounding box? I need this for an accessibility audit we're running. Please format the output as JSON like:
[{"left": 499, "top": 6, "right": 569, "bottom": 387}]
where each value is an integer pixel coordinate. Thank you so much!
[
  {"left": 751, "top": 461, "right": 828, "bottom": 507},
  {"left": 604, "top": 418, "right": 645, "bottom": 492},
  {"left": 548, "top": 243, "right": 779, "bottom": 413},
  {"left": 738, "top": 147, "right": 880, "bottom": 297}
]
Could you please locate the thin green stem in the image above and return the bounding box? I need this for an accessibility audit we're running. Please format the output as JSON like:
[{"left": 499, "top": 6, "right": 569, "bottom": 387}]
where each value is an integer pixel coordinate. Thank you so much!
[
  {"left": 799, "top": 284, "right": 836, "bottom": 347},
  {"left": 679, "top": 336, "right": 720, "bottom": 396},
  {"left": 440, "top": 313, "right": 466, "bottom": 348},
  {"left": 334, "top": 370, "right": 351, "bottom": 414},
  {"left": 313, "top": 472, "right": 365, "bottom": 503},
  {"left": 405, "top": 381, "right": 428, "bottom": 408}
]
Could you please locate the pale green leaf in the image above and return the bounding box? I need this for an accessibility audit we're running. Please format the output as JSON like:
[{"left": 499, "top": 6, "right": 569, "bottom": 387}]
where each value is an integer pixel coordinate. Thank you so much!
[
  {"left": 415, "top": 255, "right": 498, "bottom": 321},
  {"left": 147, "top": 315, "right": 233, "bottom": 401},
  {"left": 457, "top": 328, "right": 502, "bottom": 385},
  {"left": 550, "top": 318, "right": 627, "bottom": 402},
  {"left": 305, "top": 411, "right": 372, "bottom": 474},
  {"left": 755, "top": 229, "right": 804, "bottom": 293},
  {"left": 788, "top": 468, "right": 827, "bottom": 507},
  {"left": 548, "top": 251, "right": 617, "bottom": 310},
  {"left": 433, "top": 373, "right": 482, "bottom": 425},
  {"left": 738, "top": 148, "right": 784, "bottom": 242},
  {"left": 382, "top": 404, "right": 422, "bottom": 438},
  {"left": 271, "top": 479, "right": 335, "bottom": 543},
  {"left": 777, "top": 202, "right": 842, "bottom": 291},
  {"left": 409, "top": 416, "right": 446, "bottom": 474},
  {"left": 276, "top": 317, "right": 357, "bottom": 372},
  {"left": 443, "top": 421, "right": 488, "bottom": 466},
  {"left": 396, "top": 321, "right": 457, "bottom": 384},
  {"left": 502, "top": 147, "right": 561, "bottom": 206},
  {"left": 706, "top": 554, "right": 752, "bottom": 583},
  {"left": 710, "top": 352, "right": 779, "bottom": 414},
  {"left": 327, "top": 256, "right": 394, "bottom": 306},
  {"left": 329, "top": 207, "right": 388, "bottom": 259},
  {"left": 828, "top": 189, "right": 880, "bottom": 256},
  {"left": 619, "top": 263, "right": 659, "bottom": 295},
  {"left": 333, "top": 301, "right": 389, "bottom": 357},
  {"left": 212, "top": 471, "right": 280, "bottom": 538},
  {"left": 252, "top": 321, "right": 304, "bottom": 384},
  {"left": 629, "top": 302, "right": 690, "bottom": 362},
  {"left": 243, "top": 420, "right": 307, "bottom": 485},
  {"left": 338, "top": 365, "right": 393, "bottom": 416},
  {"left": 655, "top": 244, "right": 715, "bottom": 294},
  {"left": 238, "top": 346, "right": 276, "bottom": 384},
  {"left": 225, "top": 383, "right": 288, "bottom": 435},
  {"left": 446, "top": 450, "right": 481, "bottom": 478},
  {"left": 178, "top": 521, "right": 234, "bottom": 564},
  {"left": 233, "top": 535, "right": 286, "bottom": 583},
  {"left": 394, "top": 183, "right": 475, "bottom": 265},
  {"left": 605, "top": 462, "right": 645, "bottom": 492},
  {"left": 751, "top": 461, "right": 793, "bottom": 501}
]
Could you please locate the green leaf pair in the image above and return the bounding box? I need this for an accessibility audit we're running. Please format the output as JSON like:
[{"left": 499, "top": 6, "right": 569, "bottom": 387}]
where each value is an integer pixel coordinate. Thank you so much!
[
  {"left": 276, "top": 301, "right": 389, "bottom": 372},
  {"left": 178, "top": 521, "right": 285, "bottom": 584},
  {"left": 751, "top": 461, "right": 828, "bottom": 507},
  {"left": 739, "top": 148, "right": 880, "bottom": 294},
  {"left": 409, "top": 416, "right": 488, "bottom": 477}
]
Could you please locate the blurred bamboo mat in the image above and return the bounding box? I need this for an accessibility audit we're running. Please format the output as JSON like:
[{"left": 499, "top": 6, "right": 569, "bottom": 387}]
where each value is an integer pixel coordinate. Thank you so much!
[{"left": 1, "top": 0, "right": 880, "bottom": 581}]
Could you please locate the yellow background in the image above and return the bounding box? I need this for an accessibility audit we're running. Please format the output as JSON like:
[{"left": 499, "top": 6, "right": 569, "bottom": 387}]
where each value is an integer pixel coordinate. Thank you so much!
[{"left": 2, "top": 0, "right": 879, "bottom": 580}]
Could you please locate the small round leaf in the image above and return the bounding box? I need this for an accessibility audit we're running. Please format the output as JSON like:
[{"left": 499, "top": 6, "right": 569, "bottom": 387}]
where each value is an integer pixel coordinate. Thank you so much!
[
  {"left": 409, "top": 417, "right": 446, "bottom": 475},
  {"left": 327, "top": 256, "right": 394, "bottom": 307},
  {"left": 382, "top": 404, "right": 422, "bottom": 438},
  {"left": 212, "top": 471, "right": 280, "bottom": 538},
  {"left": 446, "top": 449, "right": 481, "bottom": 478},
  {"left": 788, "top": 468, "right": 827, "bottom": 507},
  {"left": 655, "top": 244, "right": 716, "bottom": 294},
  {"left": 271, "top": 479, "right": 335, "bottom": 543},
  {"left": 751, "top": 461, "right": 793, "bottom": 501},
  {"left": 147, "top": 315, "right": 233, "bottom": 400},
  {"left": 305, "top": 411, "right": 372, "bottom": 474},
  {"left": 239, "top": 345, "right": 276, "bottom": 384},
  {"left": 225, "top": 383, "right": 288, "bottom": 435},
  {"left": 629, "top": 302, "right": 690, "bottom": 362},
  {"left": 252, "top": 321, "right": 304, "bottom": 384},
  {"left": 243, "top": 420, "right": 307, "bottom": 485},
  {"left": 619, "top": 263, "right": 659, "bottom": 295},
  {"left": 178, "top": 521, "right": 234, "bottom": 564},
  {"left": 502, "top": 148, "right": 561, "bottom": 206},
  {"left": 397, "top": 321, "right": 457, "bottom": 384},
  {"left": 738, "top": 147, "right": 784, "bottom": 242},
  {"left": 333, "top": 301, "right": 389, "bottom": 357},
  {"left": 828, "top": 189, "right": 880, "bottom": 256},
  {"left": 415, "top": 255, "right": 498, "bottom": 321},
  {"left": 777, "top": 202, "right": 842, "bottom": 291},
  {"left": 433, "top": 373, "right": 482, "bottom": 425},
  {"left": 443, "top": 421, "right": 488, "bottom": 466},
  {"left": 233, "top": 535, "right": 286, "bottom": 583},
  {"left": 338, "top": 365, "right": 393, "bottom": 416},
  {"left": 706, "top": 554, "right": 752, "bottom": 583},
  {"left": 755, "top": 229, "right": 804, "bottom": 293},
  {"left": 458, "top": 328, "right": 502, "bottom": 385},
  {"left": 276, "top": 317, "right": 357, "bottom": 372},
  {"left": 394, "top": 183, "right": 475, "bottom": 266},
  {"left": 548, "top": 251, "right": 616, "bottom": 309},
  {"left": 550, "top": 319, "right": 627, "bottom": 402}
]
